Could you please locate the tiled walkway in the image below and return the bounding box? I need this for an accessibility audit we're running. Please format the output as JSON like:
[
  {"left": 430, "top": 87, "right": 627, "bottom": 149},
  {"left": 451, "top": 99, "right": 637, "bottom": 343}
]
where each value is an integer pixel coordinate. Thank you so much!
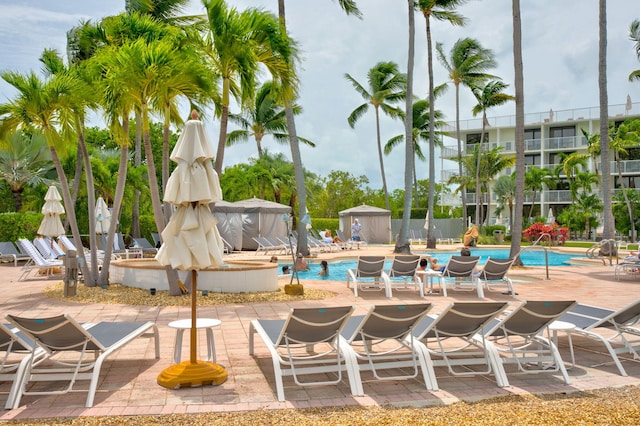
[{"left": 1, "top": 245, "right": 640, "bottom": 421}]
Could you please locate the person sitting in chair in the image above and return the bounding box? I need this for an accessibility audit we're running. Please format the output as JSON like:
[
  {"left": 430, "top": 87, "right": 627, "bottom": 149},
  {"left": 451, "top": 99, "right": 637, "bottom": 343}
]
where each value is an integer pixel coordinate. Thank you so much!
[{"left": 321, "top": 229, "right": 334, "bottom": 244}]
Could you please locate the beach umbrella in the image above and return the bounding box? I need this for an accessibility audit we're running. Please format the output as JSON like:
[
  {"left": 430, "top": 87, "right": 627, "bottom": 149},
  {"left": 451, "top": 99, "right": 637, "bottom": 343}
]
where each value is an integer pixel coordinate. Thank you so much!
[
  {"left": 37, "top": 183, "right": 65, "bottom": 239},
  {"left": 423, "top": 209, "right": 431, "bottom": 231},
  {"left": 157, "top": 110, "right": 227, "bottom": 389}
]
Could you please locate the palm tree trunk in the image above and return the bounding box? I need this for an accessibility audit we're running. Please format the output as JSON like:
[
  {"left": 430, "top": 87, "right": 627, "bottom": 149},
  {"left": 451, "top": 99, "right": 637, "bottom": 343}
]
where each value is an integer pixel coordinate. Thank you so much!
[
  {"left": 99, "top": 118, "right": 130, "bottom": 286},
  {"left": 141, "top": 105, "right": 180, "bottom": 295},
  {"left": 455, "top": 83, "right": 467, "bottom": 232},
  {"left": 214, "top": 78, "right": 231, "bottom": 174},
  {"left": 425, "top": 10, "right": 436, "bottom": 249},
  {"left": 132, "top": 112, "right": 142, "bottom": 238},
  {"left": 510, "top": 0, "right": 525, "bottom": 262},
  {"left": 75, "top": 120, "right": 100, "bottom": 285},
  {"left": 394, "top": 0, "right": 415, "bottom": 254},
  {"left": 162, "top": 105, "right": 171, "bottom": 225},
  {"left": 278, "top": 0, "right": 309, "bottom": 257},
  {"left": 599, "top": 0, "right": 614, "bottom": 240},
  {"left": 374, "top": 107, "right": 390, "bottom": 211},
  {"left": 476, "top": 117, "right": 486, "bottom": 230}
]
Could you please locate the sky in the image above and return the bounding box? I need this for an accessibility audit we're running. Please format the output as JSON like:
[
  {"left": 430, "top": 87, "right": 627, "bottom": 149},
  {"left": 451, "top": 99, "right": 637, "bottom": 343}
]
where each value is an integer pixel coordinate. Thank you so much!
[{"left": 0, "top": 0, "right": 639, "bottom": 191}]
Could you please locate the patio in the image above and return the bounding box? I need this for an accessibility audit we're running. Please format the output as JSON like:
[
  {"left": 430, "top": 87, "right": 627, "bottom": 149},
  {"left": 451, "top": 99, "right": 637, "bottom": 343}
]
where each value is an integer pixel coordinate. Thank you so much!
[{"left": 1, "top": 245, "right": 640, "bottom": 422}]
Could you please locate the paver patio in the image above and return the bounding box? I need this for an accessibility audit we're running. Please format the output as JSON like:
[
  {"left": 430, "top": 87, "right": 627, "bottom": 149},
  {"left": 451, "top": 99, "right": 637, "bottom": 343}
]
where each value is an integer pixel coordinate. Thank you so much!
[{"left": 1, "top": 245, "right": 640, "bottom": 421}]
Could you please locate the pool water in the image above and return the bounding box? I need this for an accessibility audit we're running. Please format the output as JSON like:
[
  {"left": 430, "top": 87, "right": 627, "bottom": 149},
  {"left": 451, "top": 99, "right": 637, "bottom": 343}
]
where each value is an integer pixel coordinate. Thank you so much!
[{"left": 288, "top": 248, "right": 584, "bottom": 280}]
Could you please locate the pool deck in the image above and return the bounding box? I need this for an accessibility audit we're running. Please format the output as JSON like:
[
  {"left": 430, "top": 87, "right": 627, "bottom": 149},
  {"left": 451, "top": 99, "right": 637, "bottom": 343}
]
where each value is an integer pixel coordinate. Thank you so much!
[{"left": 2, "top": 243, "right": 640, "bottom": 421}]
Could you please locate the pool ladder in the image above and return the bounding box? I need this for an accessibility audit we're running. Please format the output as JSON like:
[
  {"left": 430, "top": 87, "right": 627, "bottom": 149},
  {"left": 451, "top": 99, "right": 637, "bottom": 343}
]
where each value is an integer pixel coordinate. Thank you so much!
[{"left": 516, "top": 233, "right": 550, "bottom": 280}]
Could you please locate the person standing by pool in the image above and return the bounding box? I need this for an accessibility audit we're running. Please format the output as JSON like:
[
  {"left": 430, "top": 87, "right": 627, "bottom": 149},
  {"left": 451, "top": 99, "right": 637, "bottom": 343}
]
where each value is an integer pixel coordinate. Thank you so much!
[{"left": 351, "top": 218, "right": 362, "bottom": 241}]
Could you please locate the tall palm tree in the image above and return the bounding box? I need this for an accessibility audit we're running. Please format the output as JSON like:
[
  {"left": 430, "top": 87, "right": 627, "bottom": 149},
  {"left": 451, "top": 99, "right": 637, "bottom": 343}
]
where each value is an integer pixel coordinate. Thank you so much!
[
  {"left": 510, "top": 0, "right": 525, "bottom": 262},
  {"left": 470, "top": 79, "right": 514, "bottom": 228},
  {"left": 203, "top": 0, "right": 292, "bottom": 175},
  {"left": 599, "top": 0, "right": 614, "bottom": 240},
  {"left": 384, "top": 96, "right": 446, "bottom": 208},
  {"left": 0, "top": 131, "right": 54, "bottom": 212},
  {"left": 0, "top": 71, "right": 87, "bottom": 278},
  {"left": 227, "top": 81, "right": 314, "bottom": 157},
  {"left": 276, "top": 0, "right": 360, "bottom": 257},
  {"left": 436, "top": 36, "right": 496, "bottom": 228},
  {"left": 417, "top": 0, "right": 467, "bottom": 248},
  {"left": 345, "top": 61, "right": 406, "bottom": 211}
]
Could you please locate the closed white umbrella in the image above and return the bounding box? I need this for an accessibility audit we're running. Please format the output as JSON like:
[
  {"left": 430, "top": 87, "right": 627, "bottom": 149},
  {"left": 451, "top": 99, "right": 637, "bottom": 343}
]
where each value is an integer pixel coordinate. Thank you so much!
[
  {"left": 546, "top": 208, "right": 555, "bottom": 225},
  {"left": 37, "top": 184, "right": 65, "bottom": 238},
  {"left": 95, "top": 196, "right": 111, "bottom": 235},
  {"left": 157, "top": 110, "right": 226, "bottom": 389}
]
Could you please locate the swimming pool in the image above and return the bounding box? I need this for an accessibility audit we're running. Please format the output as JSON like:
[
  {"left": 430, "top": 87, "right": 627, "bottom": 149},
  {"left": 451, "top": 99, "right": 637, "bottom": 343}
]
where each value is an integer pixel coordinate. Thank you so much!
[{"left": 289, "top": 248, "right": 584, "bottom": 280}]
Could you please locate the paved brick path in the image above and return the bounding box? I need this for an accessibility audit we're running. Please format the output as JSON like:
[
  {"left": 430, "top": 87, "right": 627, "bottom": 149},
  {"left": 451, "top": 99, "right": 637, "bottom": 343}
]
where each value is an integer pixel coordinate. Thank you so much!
[{"left": 1, "top": 245, "right": 639, "bottom": 421}]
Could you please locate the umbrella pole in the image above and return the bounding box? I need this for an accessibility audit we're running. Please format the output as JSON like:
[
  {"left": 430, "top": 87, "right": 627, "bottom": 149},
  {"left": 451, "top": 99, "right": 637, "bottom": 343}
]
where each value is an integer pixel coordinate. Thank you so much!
[{"left": 190, "top": 270, "right": 197, "bottom": 364}]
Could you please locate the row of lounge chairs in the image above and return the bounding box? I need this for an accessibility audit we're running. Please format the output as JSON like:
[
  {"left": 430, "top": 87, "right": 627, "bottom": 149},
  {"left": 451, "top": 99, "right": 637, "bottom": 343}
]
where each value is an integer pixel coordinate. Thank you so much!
[
  {"left": 250, "top": 298, "right": 640, "bottom": 401},
  {"left": 347, "top": 255, "right": 516, "bottom": 299}
]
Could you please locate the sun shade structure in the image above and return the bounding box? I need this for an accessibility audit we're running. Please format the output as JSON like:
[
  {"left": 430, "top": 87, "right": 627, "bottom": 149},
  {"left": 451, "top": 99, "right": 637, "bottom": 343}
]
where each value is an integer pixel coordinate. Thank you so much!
[
  {"left": 156, "top": 110, "right": 227, "bottom": 389},
  {"left": 37, "top": 184, "right": 65, "bottom": 239},
  {"left": 339, "top": 204, "right": 391, "bottom": 244}
]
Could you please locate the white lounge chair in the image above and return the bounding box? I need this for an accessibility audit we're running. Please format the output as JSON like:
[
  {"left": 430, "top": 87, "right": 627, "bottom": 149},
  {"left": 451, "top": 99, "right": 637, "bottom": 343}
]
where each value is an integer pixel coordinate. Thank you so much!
[
  {"left": 5, "top": 313, "right": 160, "bottom": 408},
  {"left": 346, "top": 256, "right": 389, "bottom": 297},
  {"left": 0, "top": 322, "right": 46, "bottom": 409},
  {"left": 478, "top": 257, "right": 516, "bottom": 297},
  {"left": 558, "top": 298, "right": 640, "bottom": 376},
  {"left": 340, "top": 303, "right": 437, "bottom": 390},
  {"left": 384, "top": 255, "right": 424, "bottom": 297},
  {"left": 482, "top": 300, "right": 577, "bottom": 384},
  {"left": 248, "top": 306, "right": 362, "bottom": 401},
  {"left": 411, "top": 301, "right": 510, "bottom": 388},
  {"left": 0, "top": 242, "right": 30, "bottom": 267},
  {"left": 437, "top": 255, "right": 482, "bottom": 297},
  {"left": 16, "top": 239, "right": 64, "bottom": 281}
]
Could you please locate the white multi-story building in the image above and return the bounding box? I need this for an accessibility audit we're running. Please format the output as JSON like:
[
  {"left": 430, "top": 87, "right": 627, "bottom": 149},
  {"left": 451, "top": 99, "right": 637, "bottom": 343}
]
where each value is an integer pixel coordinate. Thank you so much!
[{"left": 441, "top": 102, "right": 640, "bottom": 228}]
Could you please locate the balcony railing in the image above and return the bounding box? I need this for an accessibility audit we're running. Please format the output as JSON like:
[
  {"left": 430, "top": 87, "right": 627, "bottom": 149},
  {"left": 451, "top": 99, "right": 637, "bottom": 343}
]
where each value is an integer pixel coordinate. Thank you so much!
[
  {"left": 442, "top": 102, "right": 640, "bottom": 132},
  {"left": 612, "top": 159, "right": 640, "bottom": 174}
]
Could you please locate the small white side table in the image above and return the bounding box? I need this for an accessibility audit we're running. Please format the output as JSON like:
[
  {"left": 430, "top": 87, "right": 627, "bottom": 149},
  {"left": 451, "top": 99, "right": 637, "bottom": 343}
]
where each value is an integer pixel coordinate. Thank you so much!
[
  {"left": 415, "top": 270, "right": 442, "bottom": 295},
  {"left": 168, "top": 318, "right": 221, "bottom": 364},
  {"left": 549, "top": 320, "right": 576, "bottom": 369}
]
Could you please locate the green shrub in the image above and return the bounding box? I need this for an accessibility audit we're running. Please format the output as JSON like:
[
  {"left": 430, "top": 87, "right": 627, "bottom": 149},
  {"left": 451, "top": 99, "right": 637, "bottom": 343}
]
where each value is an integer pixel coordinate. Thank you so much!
[
  {"left": 477, "top": 235, "right": 498, "bottom": 245},
  {"left": 0, "top": 212, "right": 45, "bottom": 242},
  {"left": 309, "top": 218, "right": 340, "bottom": 234}
]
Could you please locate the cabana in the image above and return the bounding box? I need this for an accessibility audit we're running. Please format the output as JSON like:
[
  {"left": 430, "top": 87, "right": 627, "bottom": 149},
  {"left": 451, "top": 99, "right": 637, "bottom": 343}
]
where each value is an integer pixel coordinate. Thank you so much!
[
  {"left": 232, "top": 198, "right": 292, "bottom": 250},
  {"left": 211, "top": 200, "right": 244, "bottom": 251},
  {"left": 339, "top": 204, "right": 392, "bottom": 244}
]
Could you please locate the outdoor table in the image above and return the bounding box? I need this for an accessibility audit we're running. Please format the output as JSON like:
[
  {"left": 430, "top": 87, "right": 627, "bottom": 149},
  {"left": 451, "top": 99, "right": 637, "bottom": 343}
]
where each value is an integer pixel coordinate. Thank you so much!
[
  {"left": 415, "top": 269, "right": 442, "bottom": 295},
  {"left": 168, "top": 318, "right": 221, "bottom": 364},
  {"left": 549, "top": 320, "right": 576, "bottom": 369}
]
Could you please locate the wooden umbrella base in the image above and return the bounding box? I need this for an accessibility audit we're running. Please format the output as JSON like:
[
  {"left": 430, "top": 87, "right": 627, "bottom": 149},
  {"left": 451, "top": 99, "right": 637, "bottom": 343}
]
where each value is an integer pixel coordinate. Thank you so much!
[{"left": 157, "top": 360, "right": 228, "bottom": 389}]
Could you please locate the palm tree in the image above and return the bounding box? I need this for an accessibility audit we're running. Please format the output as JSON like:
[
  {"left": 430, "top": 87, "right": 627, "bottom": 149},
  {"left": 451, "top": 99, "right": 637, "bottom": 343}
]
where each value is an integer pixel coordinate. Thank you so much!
[
  {"left": 276, "top": 0, "right": 360, "bottom": 257},
  {"left": 470, "top": 79, "right": 514, "bottom": 228},
  {"left": 510, "top": 0, "right": 525, "bottom": 262},
  {"left": 345, "top": 61, "right": 406, "bottom": 211},
  {"left": 0, "top": 131, "right": 54, "bottom": 212},
  {"left": 629, "top": 19, "right": 640, "bottom": 82},
  {"left": 227, "top": 81, "right": 314, "bottom": 157},
  {"left": 493, "top": 173, "right": 517, "bottom": 233},
  {"left": 384, "top": 96, "right": 446, "bottom": 208},
  {"left": 524, "top": 166, "right": 556, "bottom": 221},
  {"left": 395, "top": 0, "right": 416, "bottom": 254},
  {"left": 436, "top": 36, "right": 496, "bottom": 227},
  {"left": 481, "top": 146, "right": 515, "bottom": 229},
  {"left": 599, "top": 0, "right": 614, "bottom": 240},
  {"left": 0, "top": 71, "right": 87, "bottom": 279},
  {"left": 610, "top": 119, "right": 640, "bottom": 242},
  {"left": 416, "top": 0, "right": 467, "bottom": 248},
  {"left": 203, "top": 0, "right": 292, "bottom": 175}
]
